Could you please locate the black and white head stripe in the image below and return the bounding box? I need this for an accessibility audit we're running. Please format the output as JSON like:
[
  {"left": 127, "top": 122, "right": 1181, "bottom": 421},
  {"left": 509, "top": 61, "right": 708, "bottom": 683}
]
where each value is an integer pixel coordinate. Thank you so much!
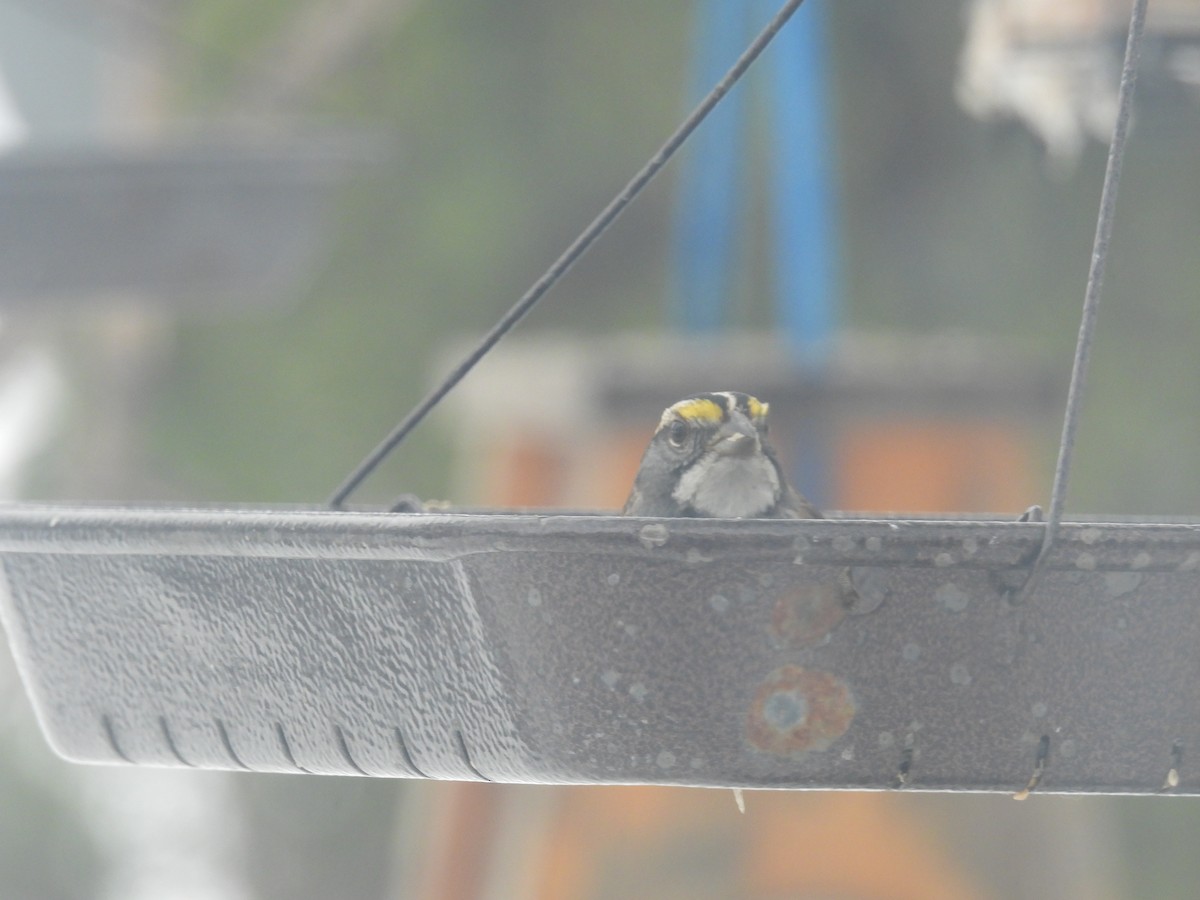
[{"left": 657, "top": 391, "right": 769, "bottom": 431}]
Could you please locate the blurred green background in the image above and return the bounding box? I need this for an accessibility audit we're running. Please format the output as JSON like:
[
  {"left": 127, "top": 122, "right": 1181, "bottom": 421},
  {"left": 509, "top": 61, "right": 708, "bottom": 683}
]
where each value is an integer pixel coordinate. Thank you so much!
[{"left": 2, "top": 0, "right": 1200, "bottom": 897}]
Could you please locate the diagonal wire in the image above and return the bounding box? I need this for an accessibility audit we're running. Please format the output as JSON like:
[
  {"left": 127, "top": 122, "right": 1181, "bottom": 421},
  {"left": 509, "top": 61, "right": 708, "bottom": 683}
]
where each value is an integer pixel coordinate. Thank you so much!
[
  {"left": 328, "top": 0, "right": 810, "bottom": 508},
  {"left": 1017, "top": 0, "right": 1149, "bottom": 602}
]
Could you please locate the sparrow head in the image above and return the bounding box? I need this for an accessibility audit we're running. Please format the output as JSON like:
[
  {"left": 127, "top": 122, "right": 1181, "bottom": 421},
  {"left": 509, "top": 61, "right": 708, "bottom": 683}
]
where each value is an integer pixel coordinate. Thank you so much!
[{"left": 623, "top": 391, "right": 816, "bottom": 519}]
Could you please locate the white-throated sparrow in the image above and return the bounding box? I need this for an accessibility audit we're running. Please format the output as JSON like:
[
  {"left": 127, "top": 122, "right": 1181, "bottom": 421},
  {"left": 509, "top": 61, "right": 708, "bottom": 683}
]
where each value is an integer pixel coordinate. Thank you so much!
[{"left": 623, "top": 391, "right": 819, "bottom": 519}]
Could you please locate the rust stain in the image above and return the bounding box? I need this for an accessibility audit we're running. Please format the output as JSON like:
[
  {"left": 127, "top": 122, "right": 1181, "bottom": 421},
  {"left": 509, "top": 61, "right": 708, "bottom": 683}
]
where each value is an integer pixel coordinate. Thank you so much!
[
  {"left": 747, "top": 665, "right": 856, "bottom": 756},
  {"left": 770, "top": 581, "right": 848, "bottom": 648}
]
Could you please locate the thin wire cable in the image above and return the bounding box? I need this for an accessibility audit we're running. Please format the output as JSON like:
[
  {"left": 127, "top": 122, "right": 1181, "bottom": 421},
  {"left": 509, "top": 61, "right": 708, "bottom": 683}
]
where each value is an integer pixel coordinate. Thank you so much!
[
  {"left": 328, "top": 0, "right": 809, "bottom": 508},
  {"left": 1018, "top": 0, "right": 1149, "bottom": 601}
]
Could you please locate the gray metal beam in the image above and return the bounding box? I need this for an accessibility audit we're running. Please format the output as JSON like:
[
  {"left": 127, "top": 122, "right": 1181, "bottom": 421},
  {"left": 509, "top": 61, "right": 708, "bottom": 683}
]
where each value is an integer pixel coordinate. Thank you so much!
[{"left": 1, "top": 505, "right": 1196, "bottom": 795}]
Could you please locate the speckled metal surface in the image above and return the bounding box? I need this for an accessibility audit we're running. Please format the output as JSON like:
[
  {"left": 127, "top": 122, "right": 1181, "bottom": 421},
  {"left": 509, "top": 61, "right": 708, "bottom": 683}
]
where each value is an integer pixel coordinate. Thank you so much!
[{"left": 1, "top": 505, "right": 1198, "bottom": 794}]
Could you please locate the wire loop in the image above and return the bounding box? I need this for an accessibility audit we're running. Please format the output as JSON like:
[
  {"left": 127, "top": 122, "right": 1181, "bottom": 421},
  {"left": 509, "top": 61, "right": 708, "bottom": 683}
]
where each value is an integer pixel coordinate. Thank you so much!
[{"left": 1017, "top": 0, "right": 1149, "bottom": 602}]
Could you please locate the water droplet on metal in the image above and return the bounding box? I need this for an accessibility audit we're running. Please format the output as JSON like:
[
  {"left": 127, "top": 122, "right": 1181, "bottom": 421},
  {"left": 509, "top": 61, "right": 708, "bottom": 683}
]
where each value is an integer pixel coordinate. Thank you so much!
[
  {"left": 848, "top": 568, "right": 888, "bottom": 615},
  {"left": 656, "top": 750, "right": 676, "bottom": 768},
  {"left": 934, "top": 553, "right": 955, "bottom": 568},
  {"left": 1104, "top": 572, "right": 1141, "bottom": 597},
  {"left": 878, "top": 731, "right": 895, "bottom": 748},
  {"left": 950, "top": 663, "right": 972, "bottom": 686},
  {"left": 1131, "top": 552, "right": 1152, "bottom": 570},
  {"left": 832, "top": 535, "right": 855, "bottom": 554},
  {"left": 526, "top": 588, "right": 542, "bottom": 607},
  {"left": 902, "top": 642, "right": 921, "bottom": 662},
  {"left": 606, "top": 572, "right": 621, "bottom": 586},
  {"left": 1075, "top": 552, "right": 1097, "bottom": 571},
  {"left": 600, "top": 670, "right": 619, "bottom": 689},
  {"left": 935, "top": 582, "right": 971, "bottom": 612},
  {"left": 1032, "top": 702, "right": 1048, "bottom": 718},
  {"left": 709, "top": 594, "right": 730, "bottom": 613},
  {"left": 865, "top": 536, "right": 883, "bottom": 553},
  {"left": 628, "top": 682, "right": 648, "bottom": 702},
  {"left": 638, "top": 523, "right": 669, "bottom": 549}
]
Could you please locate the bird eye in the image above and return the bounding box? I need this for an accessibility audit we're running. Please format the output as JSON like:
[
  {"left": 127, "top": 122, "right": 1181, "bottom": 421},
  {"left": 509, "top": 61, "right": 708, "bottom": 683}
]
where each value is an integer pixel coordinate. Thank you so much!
[{"left": 667, "top": 420, "right": 689, "bottom": 448}]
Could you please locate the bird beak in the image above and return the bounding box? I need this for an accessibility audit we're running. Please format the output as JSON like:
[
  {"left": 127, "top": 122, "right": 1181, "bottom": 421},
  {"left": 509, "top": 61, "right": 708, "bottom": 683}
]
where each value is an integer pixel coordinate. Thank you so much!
[{"left": 710, "top": 414, "right": 760, "bottom": 458}]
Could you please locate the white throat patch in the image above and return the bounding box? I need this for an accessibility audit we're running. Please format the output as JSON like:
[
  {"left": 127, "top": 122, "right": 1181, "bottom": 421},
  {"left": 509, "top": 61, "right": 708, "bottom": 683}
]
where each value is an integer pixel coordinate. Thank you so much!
[{"left": 672, "top": 453, "right": 780, "bottom": 518}]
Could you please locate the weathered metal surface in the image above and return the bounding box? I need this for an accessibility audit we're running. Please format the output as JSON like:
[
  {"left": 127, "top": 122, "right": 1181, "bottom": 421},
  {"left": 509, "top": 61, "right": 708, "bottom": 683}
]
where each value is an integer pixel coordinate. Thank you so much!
[{"left": 1, "top": 505, "right": 1198, "bottom": 794}]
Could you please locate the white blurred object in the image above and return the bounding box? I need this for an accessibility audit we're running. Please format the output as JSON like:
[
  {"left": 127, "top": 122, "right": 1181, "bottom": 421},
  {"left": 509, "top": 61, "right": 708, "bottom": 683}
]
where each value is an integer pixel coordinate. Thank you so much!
[
  {"left": 957, "top": 0, "right": 1200, "bottom": 164},
  {"left": 0, "top": 348, "right": 64, "bottom": 500},
  {"left": 0, "top": 62, "right": 28, "bottom": 151},
  {"left": 87, "top": 769, "right": 251, "bottom": 900}
]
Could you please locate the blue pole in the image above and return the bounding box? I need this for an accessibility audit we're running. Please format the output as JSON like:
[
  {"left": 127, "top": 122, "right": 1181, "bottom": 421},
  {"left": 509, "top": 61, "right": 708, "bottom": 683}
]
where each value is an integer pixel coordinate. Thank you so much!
[
  {"left": 763, "top": 0, "right": 840, "bottom": 361},
  {"left": 762, "top": 0, "right": 841, "bottom": 507},
  {"left": 671, "top": 0, "right": 842, "bottom": 505},
  {"left": 672, "top": 0, "right": 750, "bottom": 333}
]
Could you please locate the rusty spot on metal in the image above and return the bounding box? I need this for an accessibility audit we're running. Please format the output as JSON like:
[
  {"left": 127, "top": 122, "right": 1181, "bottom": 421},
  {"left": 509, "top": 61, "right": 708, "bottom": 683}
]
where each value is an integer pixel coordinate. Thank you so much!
[
  {"left": 747, "top": 665, "right": 856, "bottom": 756},
  {"left": 770, "top": 580, "right": 848, "bottom": 648}
]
